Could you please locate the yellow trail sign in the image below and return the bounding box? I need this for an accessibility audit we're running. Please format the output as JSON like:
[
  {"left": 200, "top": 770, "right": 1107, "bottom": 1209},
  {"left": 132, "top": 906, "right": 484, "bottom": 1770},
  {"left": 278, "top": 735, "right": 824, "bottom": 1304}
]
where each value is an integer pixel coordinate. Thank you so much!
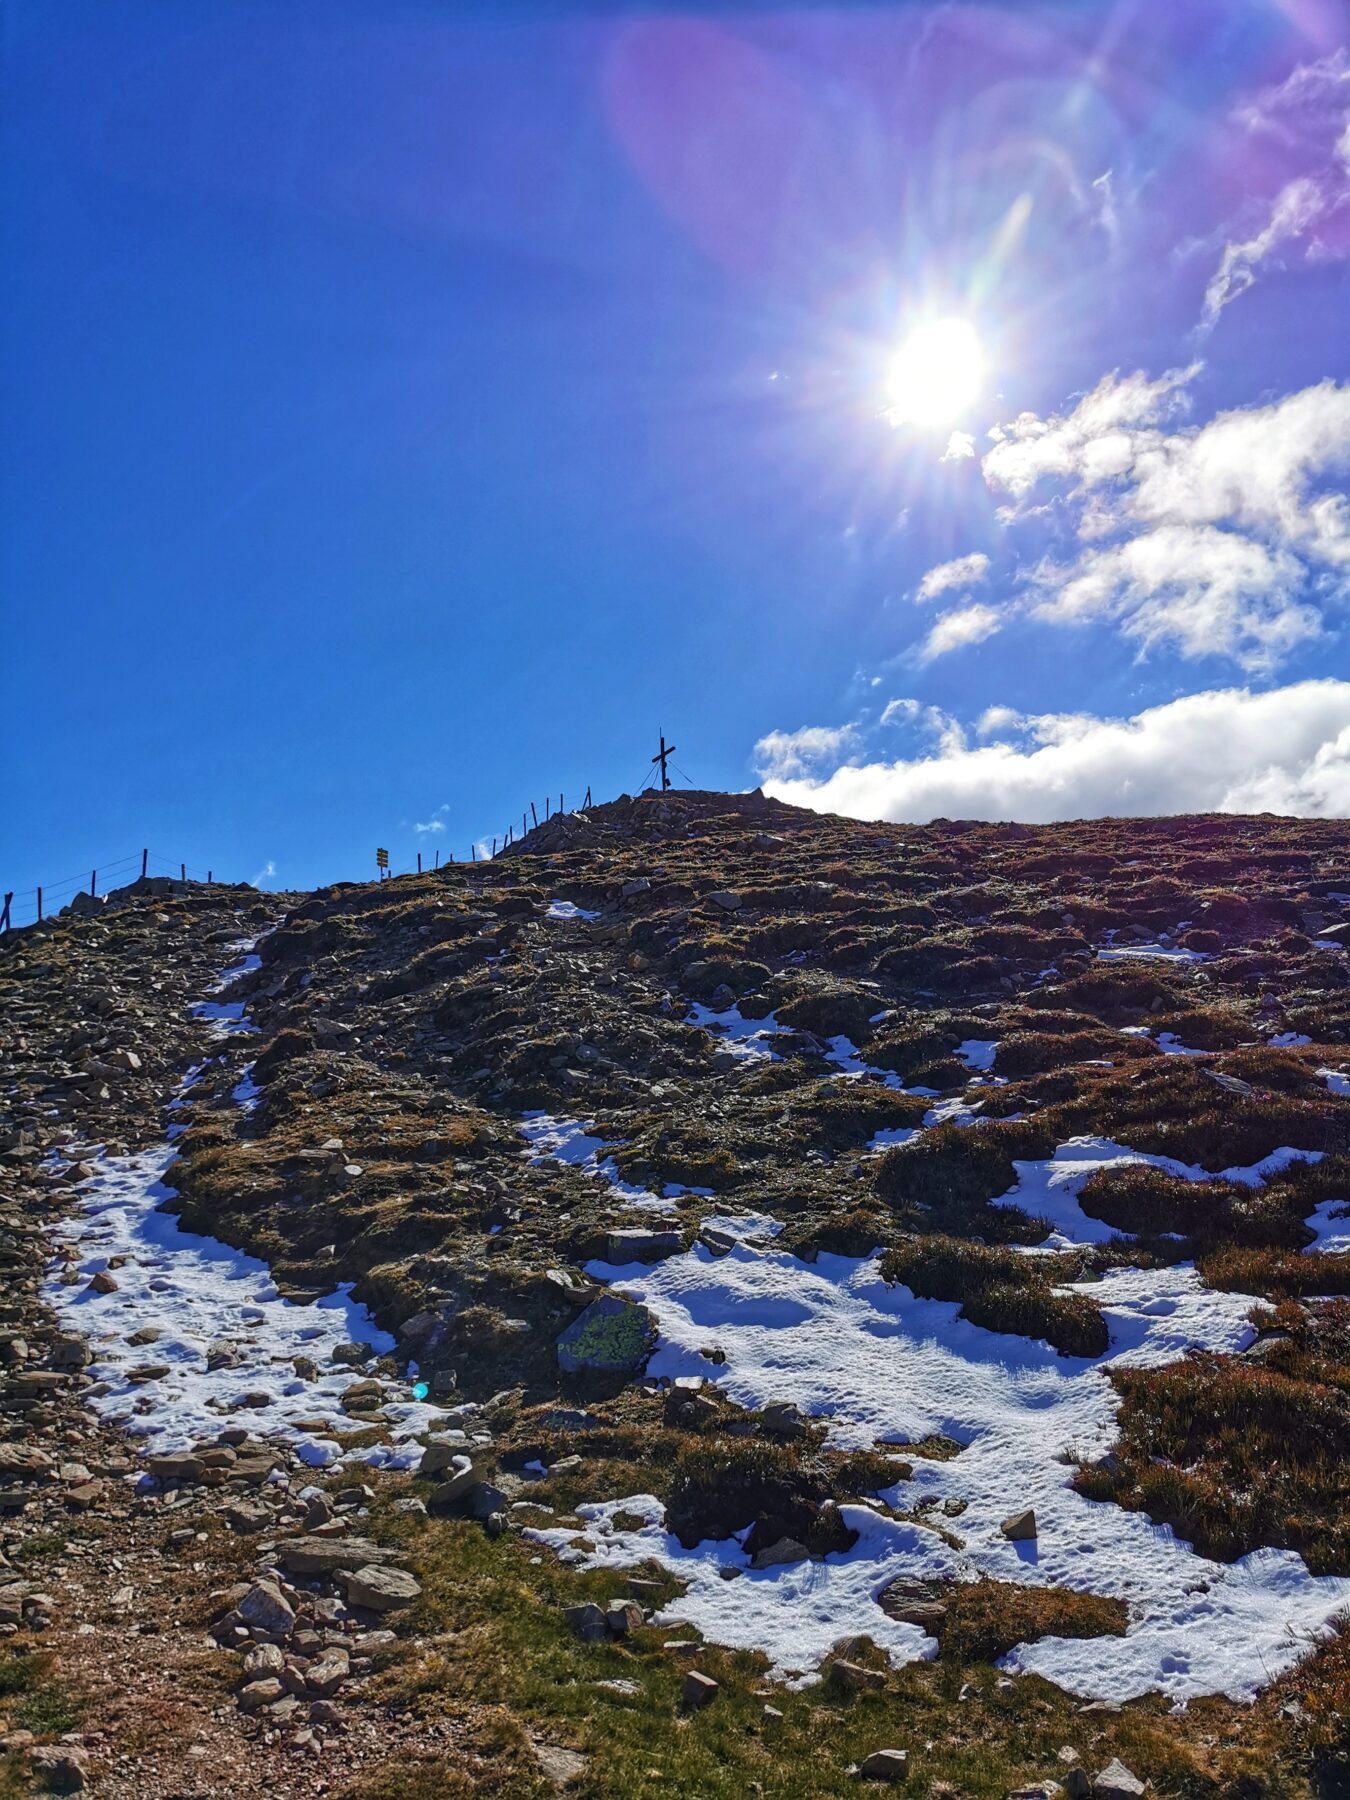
[{"left": 376, "top": 848, "right": 389, "bottom": 871}]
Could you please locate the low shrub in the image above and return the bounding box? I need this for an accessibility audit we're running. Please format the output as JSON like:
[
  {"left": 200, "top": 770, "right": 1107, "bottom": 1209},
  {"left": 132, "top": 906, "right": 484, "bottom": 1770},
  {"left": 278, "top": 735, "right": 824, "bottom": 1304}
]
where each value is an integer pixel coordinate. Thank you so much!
[
  {"left": 1076, "top": 1306, "right": 1350, "bottom": 1571},
  {"left": 880, "top": 1236, "right": 1106, "bottom": 1357},
  {"left": 937, "top": 1579, "right": 1127, "bottom": 1663},
  {"left": 875, "top": 1120, "right": 1056, "bottom": 1242},
  {"left": 665, "top": 1440, "right": 853, "bottom": 1556},
  {"left": 1199, "top": 1246, "right": 1350, "bottom": 1298}
]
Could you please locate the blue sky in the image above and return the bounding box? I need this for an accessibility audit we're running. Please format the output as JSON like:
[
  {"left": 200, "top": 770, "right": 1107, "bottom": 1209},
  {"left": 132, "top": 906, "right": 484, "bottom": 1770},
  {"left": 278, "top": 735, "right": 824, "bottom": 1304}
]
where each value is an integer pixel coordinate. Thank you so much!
[{"left": 4, "top": 1, "right": 1349, "bottom": 916}]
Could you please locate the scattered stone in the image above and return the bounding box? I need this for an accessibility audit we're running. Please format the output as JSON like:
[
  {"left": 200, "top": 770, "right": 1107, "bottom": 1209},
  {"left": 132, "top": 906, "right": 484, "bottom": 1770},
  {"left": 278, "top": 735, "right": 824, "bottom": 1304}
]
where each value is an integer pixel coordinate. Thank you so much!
[
  {"left": 340, "top": 1564, "right": 421, "bottom": 1612},
  {"left": 1092, "top": 1762, "right": 1145, "bottom": 1797},
  {"left": 237, "top": 1578, "right": 296, "bottom": 1636},
  {"left": 557, "top": 1294, "right": 655, "bottom": 1376},
  {"left": 564, "top": 1602, "right": 609, "bottom": 1642},
  {"left": 859, "top": 1749, "right": 909, "bottom": 1781},
  {"left": 750, "top": 1536, "right": 809, "bottom": 1569},
  {"left": 682, "top": 1670, "right": 719, "bottom": 1708},
  {"left": 29, "top": 1745, "right": 90, "bottom": 1793},
  {"left": 1000, "top": 1508, "right": 1037, "bottom": 1541},
  {"left": 830, "top": 1659, "right": 886, "bottom": 1693}
]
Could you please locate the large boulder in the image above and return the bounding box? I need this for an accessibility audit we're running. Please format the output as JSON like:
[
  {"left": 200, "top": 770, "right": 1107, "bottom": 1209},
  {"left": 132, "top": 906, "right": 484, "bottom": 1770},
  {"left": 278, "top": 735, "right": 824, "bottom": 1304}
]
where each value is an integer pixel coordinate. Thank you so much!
[{"left": 557, "top": 1295, "right": 655, "bottom": 1376}]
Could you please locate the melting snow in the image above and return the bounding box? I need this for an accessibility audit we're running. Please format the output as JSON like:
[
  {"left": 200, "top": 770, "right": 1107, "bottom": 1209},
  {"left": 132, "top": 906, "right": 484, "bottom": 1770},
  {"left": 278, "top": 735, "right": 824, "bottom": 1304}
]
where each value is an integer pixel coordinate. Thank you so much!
[
  {"left": 546, "top": 898, "right": 600, "bottom": 921},
  {"left": 956, "top": 1038, "right": 998, "bottom": 1072},
  {"left": 44, "top": 951, "right": 450, "bottom": 1470},
  {"left": 1096, "top": 944, "right": 1205, "bottom": 964},
  {"left": 1304, "top": 1199, "right": 1350, "bottom": 1254},
  {"left": 536, "top": 1235, "right": 1350, "bottom": 1702},
  {"left": 520, "top": 1111, "right": 676, "bottom": 1213},
  {"left": 998, "top": 1138, "right": 1324, "bottom": 1248}
]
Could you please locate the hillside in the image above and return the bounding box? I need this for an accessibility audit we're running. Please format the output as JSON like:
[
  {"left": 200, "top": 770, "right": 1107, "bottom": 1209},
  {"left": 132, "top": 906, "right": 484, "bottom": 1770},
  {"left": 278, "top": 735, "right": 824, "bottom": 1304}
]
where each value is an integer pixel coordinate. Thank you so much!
[{"left": 2, "top": 793, "right": 1349, "bottom": 1799}]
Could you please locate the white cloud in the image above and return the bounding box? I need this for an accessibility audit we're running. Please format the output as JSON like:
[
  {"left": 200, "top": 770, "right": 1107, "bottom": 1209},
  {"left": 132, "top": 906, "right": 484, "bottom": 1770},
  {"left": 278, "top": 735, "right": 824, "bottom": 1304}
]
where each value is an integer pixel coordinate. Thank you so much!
[
  {"left": 414, "top": 803, "right": 450, "bottom": 835},
  {"left": 759, "top": 680, "right": 1350, "bottom": 823},
  {"left": 752, "top": 722, "right": 861, "bottom": 780},
  {"left": 1033, "top": 524, "right": 1318, "bottom": 669},
  {"left": 251, "top": 860, "right": 277, "bottom": 887},
  {"left": 916, "top": 603, "right": 1002, "bottom": 663},
  {"left": 916, "top": 552, "right": 990, "bottom": 602},
  {"left": 1205, "top": 51, "right": 1350, "bottom": 324},
  {"left": 981, "top": 372, "right": 1350, "bottom": 668},
  {"left": 982, "top": 364, "right": 1198, "bottom": 499},
  {"left": 941, "top": 430, "right": 976, "bottom": 461},
  {"left": 976, "top": 704, "right": 1026, "bottom": 738},
  {"left": 880, "top": 697, "right": 966, "bottom": 755}
]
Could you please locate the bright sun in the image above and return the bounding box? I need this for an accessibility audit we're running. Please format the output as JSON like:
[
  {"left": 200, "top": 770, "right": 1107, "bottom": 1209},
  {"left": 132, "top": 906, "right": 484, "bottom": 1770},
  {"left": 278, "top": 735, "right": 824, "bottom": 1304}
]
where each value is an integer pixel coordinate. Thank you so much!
[{"left": 883, "top": 317, "right": 985, "bottom": 427}]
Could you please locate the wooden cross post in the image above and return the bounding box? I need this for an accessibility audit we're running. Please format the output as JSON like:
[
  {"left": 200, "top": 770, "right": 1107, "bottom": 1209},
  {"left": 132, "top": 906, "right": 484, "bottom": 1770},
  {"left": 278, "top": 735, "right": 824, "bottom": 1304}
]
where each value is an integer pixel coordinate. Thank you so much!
[{"left": 652, "top": 730, "right": 676, "bottom": 792}]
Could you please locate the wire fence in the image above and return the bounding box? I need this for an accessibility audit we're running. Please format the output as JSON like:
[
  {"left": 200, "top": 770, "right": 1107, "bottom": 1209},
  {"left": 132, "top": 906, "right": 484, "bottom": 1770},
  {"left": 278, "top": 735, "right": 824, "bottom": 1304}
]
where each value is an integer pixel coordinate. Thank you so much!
[
  {"left": 4, "top": 755, "right": 698, "bottom": 928},
  {"left": 1, "top": 850, "right": 217, "bottom": 933}
]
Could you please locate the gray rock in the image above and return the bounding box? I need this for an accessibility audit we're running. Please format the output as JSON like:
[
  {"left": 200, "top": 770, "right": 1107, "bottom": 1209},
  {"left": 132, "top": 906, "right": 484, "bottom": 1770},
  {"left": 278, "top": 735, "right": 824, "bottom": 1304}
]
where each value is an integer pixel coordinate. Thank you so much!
[
  {"left": 238, "top": 1676, "right": 286, "bottom": 1711},
  {"left": 750, "top": 1536, "right": 809, "bottom": 1569},
  {"left": 859, "top": 1749, "right": 908, "bottom": 1780},
  {"left": 564, "top": 1602, "right": 609, "bottom": 1642},
  {"left": 1000, "top": 1508, "right": 1037, "bottom": 1541},
  {"left": 605, "top": 1228, "right": 683, "bottom": 1263},
  {"left": 237, "top": 1577, "right": 295, "bottom": 1636},
  {"left": 557, "top": 1294, "right": 655, "bottom": 1375},
  {"left": 683, "top": 1670, "right": 719, "bottom": 1708},
  {"left": 29, "top": 1745, "right": 90, "bottom": 1792},
  {"left": 306, "top": 1648, "right": 350, "bottom": 1698},
  {"left": 276, "top": 1535, "right": 396, "bottom": 1577},
  {"left": 1093, "top": 1762, "right": 1145, "bottom": 1798},
  {"left": 707, "top": 891, "right": 744, "bottom": 912},
  {"left": 340, "top": 1564, "right": 421, "bottom": 1612}
]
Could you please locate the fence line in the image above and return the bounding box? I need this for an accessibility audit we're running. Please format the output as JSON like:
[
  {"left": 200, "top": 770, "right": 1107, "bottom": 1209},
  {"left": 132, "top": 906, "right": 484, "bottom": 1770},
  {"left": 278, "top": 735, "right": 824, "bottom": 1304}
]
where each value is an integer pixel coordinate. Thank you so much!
[
  {"left": 1, "top": 849, "right": 216, "bottom": 933},
  {"left": 4, "top": 781, "right": 610, "bottom": 929}
]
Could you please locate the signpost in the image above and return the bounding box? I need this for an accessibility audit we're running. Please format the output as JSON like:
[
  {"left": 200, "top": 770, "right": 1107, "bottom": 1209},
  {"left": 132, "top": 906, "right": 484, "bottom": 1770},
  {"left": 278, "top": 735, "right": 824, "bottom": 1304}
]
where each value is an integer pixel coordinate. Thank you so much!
[{"left": 376, "top": 847, "right": 389, "bottom": 879}]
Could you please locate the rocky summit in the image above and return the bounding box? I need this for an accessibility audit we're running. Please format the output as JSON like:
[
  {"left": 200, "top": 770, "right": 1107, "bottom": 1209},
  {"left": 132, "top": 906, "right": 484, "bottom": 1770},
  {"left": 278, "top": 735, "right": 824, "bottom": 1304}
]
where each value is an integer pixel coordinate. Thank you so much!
[{"left": 2, "top": 789, "right": 1349, "bottom": 1798}]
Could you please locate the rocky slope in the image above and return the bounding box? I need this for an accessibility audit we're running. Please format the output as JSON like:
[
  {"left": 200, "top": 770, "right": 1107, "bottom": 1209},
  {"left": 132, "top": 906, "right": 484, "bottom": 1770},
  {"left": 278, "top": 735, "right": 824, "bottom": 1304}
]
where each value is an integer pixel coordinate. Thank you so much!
[{"left": 2, "top": 795, "right": 1349, "bottom": 1799}]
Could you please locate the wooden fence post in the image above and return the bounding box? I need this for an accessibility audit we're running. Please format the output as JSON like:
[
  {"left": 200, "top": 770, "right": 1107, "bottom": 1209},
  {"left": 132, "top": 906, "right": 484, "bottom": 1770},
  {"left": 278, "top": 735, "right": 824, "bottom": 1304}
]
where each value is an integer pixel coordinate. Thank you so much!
[
  {"left": 141, "top": 849, "right": 148, "bottom": 880},
  {"left": 91, "top": 869, "right": 97, "bottom": 898},
  {"left": 207, "top": 870, "right": 212, "bottom": 883},
  {"left": 36, "top": 887, "right": 43, "bottom": 923},
  {"left": 180, "top": 863, "right": 186, "bottom": 882},
  {"left": 434, "top": 850, "right": 439, "bottom": 870},
  {"left": 530, "top": 802, "right": 538, "bottom": 828},
  {"left": 559, "top": 792, "right": 564, "bottom": 815},
  {"left": 417, "top": 852, "right": 422, "bottom": 874},
  {"left": 1, "top": 893, "right": 11, "bottom": 933}
]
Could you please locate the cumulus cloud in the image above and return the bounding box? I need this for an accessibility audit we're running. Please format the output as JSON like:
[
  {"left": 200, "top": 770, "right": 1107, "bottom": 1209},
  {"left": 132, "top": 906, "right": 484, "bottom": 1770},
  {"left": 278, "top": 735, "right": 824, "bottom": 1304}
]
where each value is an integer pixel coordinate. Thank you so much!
[
  {"left": 880, "top": 697, "right": 967, "bottom": 754},
  {"left": 981, "top": 371, "right": 1350, "bottom": 668},
  {"left": 752, "top": 722, "right": 861, "bottom": 780},
  {"left": 916, "top": 603, "right": 1002, "bottom": 663},
  {"left": 976, "top": 705, "right": 1026, "bottom": 738},
  {"left": 916, "top": 552, "right": 990, "bottom": 602},
  {"left": 1033, "top": 524, "right": 1318, "bottom": 668},
  {"left": 758, "top": 680, "right": 1350, "bottom": 823},
  {"left": 941, "top": 430, "right": 976, "bottom": 461},
  {"left": 414, "top": 804, "right": 450, "bottom": 835}
]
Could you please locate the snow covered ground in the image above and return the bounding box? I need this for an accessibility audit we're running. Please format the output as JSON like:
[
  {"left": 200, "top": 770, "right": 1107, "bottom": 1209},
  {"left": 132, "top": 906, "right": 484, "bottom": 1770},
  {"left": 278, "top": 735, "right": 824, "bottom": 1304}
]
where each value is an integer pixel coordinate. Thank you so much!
[
  {"left": 519, "top": 1111, "right": 678, "bottom": 1212},
  {"left": 526, "top": 1232, "right": 1350, "bottom": 1703},
  {"left": 44, "top": 950, "right": 451, "bottom": 1470}
]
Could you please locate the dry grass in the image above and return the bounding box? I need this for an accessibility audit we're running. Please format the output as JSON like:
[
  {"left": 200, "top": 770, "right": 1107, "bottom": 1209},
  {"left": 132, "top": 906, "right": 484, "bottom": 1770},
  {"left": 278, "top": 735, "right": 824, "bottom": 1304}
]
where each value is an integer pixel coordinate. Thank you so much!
[
  {"left": 880, "top": 1236, "right": 1107, "bottom": 1357},
  {"left": 1074, "top": 1302, "right": 1350, "bottom": 1572}
]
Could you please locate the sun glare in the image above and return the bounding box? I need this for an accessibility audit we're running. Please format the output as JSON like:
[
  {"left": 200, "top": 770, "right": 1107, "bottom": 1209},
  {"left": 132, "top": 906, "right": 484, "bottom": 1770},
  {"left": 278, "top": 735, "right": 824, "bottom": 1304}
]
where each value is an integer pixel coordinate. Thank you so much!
[{"left": 883, "top": 317, "right": 985, "bottom": 427}]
